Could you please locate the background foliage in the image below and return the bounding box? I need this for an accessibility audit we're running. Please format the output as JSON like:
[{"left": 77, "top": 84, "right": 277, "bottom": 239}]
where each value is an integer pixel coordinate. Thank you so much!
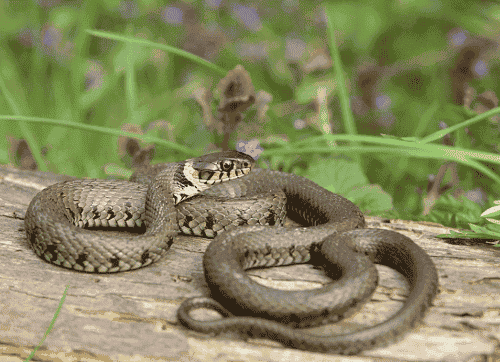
[{"left": 2, "top": 0, "right": 500, "bottom": 230}]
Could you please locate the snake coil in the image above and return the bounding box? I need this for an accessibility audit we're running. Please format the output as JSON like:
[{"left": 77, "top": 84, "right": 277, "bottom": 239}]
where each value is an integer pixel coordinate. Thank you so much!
[
  {"left": 25, "top": 151, "right": 254, "bottom": 272},
  {"left": 25, "top": 151, "right": 438, "bottom": 354}
]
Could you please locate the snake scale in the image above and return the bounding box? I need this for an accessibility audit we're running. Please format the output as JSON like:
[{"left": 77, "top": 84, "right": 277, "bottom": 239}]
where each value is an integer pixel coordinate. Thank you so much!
[{"left": 24, "top": 151, "right": 439, "bottom": 355}]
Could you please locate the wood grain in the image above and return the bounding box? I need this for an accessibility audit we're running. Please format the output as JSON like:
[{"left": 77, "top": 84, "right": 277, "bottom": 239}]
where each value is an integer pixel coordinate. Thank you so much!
[{"left": 0, "top": 164, "right": 498, "bottom": 362}]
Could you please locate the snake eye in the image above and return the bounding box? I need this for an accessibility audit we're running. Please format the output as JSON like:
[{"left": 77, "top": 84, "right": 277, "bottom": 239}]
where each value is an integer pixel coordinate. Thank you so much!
[{"left": 220, "top": 160, "right": 233, "bottom": 171}]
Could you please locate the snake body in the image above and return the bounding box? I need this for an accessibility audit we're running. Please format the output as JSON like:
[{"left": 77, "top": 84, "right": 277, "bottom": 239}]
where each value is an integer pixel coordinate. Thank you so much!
[
  {"left": 25, "top": 151, "right": 439, "bottom": 355},
  {"left": 177, "top": 169, "right": 439, "bottom": 354},
  {"left": 25, "top": 151, "right": 255, "bottom": 272}
]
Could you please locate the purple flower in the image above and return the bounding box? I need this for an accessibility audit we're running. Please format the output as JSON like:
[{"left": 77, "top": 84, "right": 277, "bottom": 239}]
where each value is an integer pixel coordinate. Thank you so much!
[
  {"left": 233, "top": 5, "right": 262, "bottom": 31},
  {"left": 474, "top": 60, "right": 488, "bottom": 77},
  {"left": 375, "top": 95, "right": 391, "bottom": 110},
  {"left": 42, "top": 25, "right": 62, "bottom": 48},
  {"left": 162, "top": 6, "right": 183, "bottom": 25},
  {"left": 449, "top": 29, "right": 467, "bottom": 47}
]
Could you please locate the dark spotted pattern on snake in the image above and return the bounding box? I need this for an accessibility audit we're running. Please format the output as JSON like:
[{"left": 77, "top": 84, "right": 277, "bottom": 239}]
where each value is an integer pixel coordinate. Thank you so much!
[{"left": 24, "top": 151, "right": 438, "bottom": 354}]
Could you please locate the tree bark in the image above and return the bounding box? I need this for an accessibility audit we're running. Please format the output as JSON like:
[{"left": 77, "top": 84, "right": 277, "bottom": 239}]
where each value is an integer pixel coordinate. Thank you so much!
[{"left": 0, "top": 164, "right": 498, "bottom": 362}]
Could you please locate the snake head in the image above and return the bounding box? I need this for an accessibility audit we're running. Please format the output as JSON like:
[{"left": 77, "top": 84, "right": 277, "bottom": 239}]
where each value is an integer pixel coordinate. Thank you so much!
[
  {"left": 172, "top": 151, "right": 255, "bottom": 204},
  {"left": 190, "top": 151, "right": 255, "bottom": 186}
]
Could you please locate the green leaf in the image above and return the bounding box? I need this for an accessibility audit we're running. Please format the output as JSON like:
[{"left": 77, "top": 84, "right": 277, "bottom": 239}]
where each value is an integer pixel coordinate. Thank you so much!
[
  {"left": 305, "top": 157, "right": 368, "bottom": 194},
  {"left": 469, "top": 223, "right": 500, "bottom": 238},
  {"left": 480, "top": 204, "right": 500, "bottom": 218},
  {"left": 304, "top": 157, "right": 392, "bottom": 213},
  {"left": 435, "top": 229, "right": 497, "bottom": 239}
]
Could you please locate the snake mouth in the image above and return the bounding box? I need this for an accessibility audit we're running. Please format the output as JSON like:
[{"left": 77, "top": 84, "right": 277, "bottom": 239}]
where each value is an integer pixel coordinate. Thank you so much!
[{"left": 198, "top": 167, "right": 251, "bottom": 185}]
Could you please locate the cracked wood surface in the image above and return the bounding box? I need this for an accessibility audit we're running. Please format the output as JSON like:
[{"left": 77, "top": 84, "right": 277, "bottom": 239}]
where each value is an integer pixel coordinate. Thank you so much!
[{"left": 0, "top": 164, "right": 499, "bottom": 362}]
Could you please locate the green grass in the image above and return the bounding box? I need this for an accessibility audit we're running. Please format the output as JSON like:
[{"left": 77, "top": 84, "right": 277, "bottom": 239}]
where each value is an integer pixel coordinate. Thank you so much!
[
  {"left": 2, "top": 1, "right": 500, "bottom": 228},
  {"left": 23, "top": 285, "right": 69, "bottom": 362}
]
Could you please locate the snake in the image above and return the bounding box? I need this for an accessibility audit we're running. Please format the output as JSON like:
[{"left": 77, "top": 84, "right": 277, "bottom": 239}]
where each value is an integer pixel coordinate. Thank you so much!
[
  {"left": 24, "top": 150, "right": 439, "bottom": 355},
  {"left": 24, "top": 151, "right": 255, "bottom": 272}
]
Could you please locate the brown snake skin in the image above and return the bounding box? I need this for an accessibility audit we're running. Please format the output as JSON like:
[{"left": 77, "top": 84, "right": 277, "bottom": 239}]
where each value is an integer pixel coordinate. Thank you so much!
[{"left": 24, "top": 151, "right": 438, "bottom": 354}]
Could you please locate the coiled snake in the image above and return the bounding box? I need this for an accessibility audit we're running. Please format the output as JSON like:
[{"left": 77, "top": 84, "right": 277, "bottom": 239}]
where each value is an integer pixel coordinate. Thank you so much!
[{"left": 25, "top": 151, "right": 438, "bottom": 355}]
